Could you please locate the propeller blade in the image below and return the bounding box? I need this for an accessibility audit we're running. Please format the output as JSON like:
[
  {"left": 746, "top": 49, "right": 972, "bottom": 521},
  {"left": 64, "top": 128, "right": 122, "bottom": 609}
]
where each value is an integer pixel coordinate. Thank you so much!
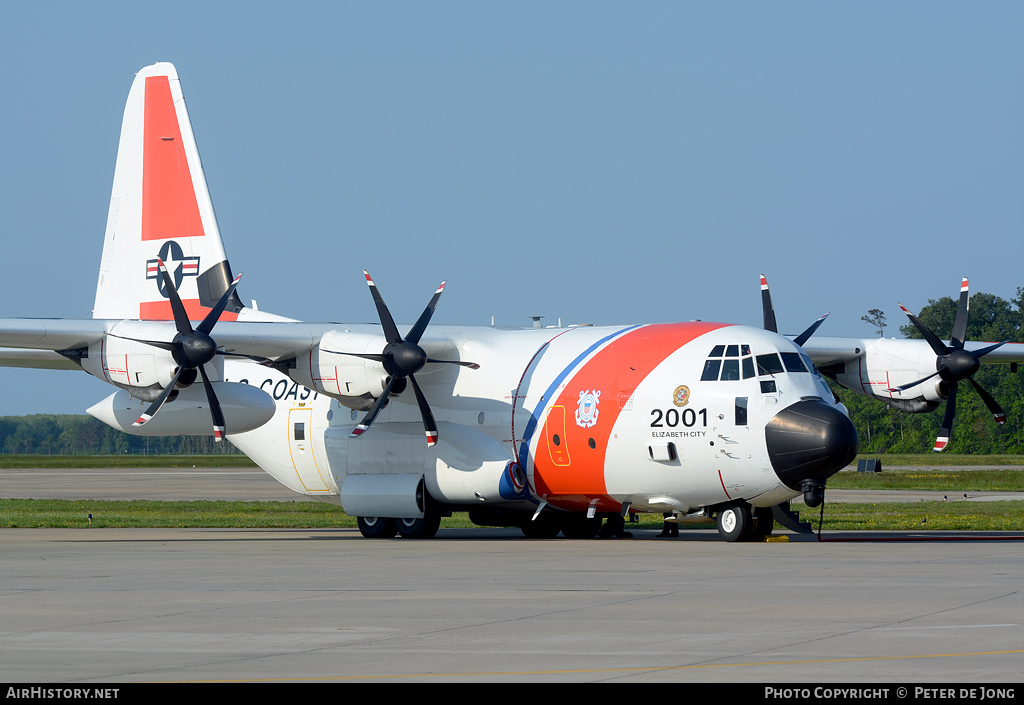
[
  {"left": 197, "top": 273, "right": 243, "bottom": 336},
  {"left": 793, "top": 313, "right": 830, "bottom": 347},
  {"left": 133, "top": 366, "right": 185, "bottom": 427},
  {"left": 405, "top": 281, "right": 445, "bottom": 345},
  {"left": 363, "top": 270, "right": 403, "bottom": 345},
  {"left": 949, "top": 278, "right": 970, "bottom": 350},
  {"left": 216, "top": 350, "right": 276, "bottom": 365},
  {"left": 898, "top": 303, "right": 950, "bottom": 357},
  {"left": 974, "top": 340, "right": 1010, "bottom": 359},
  {"left": 933, "top": 382, "right": 957, "bottom": 452},
  {"left": 886, "top": 370, "right": 941, "bottom": 393},
  {"left": 157, "top": 259, "right": 194, "bottom": 337},
  {"left": 966, "top": 376, "right": 1007, "bottom": 426},
  {"left": 197, "top": 365, "right": 227, "bottom": 442},
  {"left": 350, "top": 375, "right": 397, "bottom": 439},
  {"left": 426, "top": 358, "right": 480, "bottom": 370},
  {"left": 132, "top": 338, "right": 177, "bottom": 352},
  {"left": 760, "top": 274, "right": 778, "bottom": 333},
  {"left": 408, "top": 374, "right": 439, "bottom": 447},
  {"left": 321, "top": 350, "right": 390, "bottom": 363}
]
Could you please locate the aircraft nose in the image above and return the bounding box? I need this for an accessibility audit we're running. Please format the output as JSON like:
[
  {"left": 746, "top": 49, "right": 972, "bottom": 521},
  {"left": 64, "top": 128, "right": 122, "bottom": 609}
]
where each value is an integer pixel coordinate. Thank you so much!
[{"left": 765, "top": 399, "right": 858, "bottom": 491}]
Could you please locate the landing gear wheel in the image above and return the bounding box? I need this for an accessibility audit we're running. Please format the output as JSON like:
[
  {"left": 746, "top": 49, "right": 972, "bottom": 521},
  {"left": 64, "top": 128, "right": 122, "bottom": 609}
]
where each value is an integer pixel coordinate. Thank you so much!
[
  {"left": 748, "top": 506, "right": 775, "bottom": 542},
  {"left": 598, "top": 515, "right": 633, "bottom": 539},
  {"left": 520, "top": 513, "right": 561, "bottom": 539},
  {"left": 560, "top": 515, "right": 601, "bottom": 539},
  {"left": 357, "top": 516, "right": 397, "bottom": 539},
  {"left": 716, "top": 503, "right": 753, "bottom": 542},
  {"left": 397, "top": 514, "right": 441, "bottom": 539}
]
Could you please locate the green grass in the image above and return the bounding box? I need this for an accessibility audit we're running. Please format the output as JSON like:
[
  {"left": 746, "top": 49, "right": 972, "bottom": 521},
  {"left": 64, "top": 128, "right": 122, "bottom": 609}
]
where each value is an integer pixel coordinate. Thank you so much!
[
  {"left": 0, "top": 499, "right": 348, "bottom": 528},
  {"left": 4, "top": 499, "right": 1024, "bottom": 532},
  {"left": 791, "top": 500, "right": 1024, "bottom": 532},
  {"left": 827, "top": 468, "right": 1024, "bottom": 491},
  {"left": 0, "top": 454, "right": 258, "bottom": 468},
  {"left": 852, "top": 454, "right": 1024, "bottom": 466},
  {"left": 0, "top": 499, "right": 492, "bottom": 529}
]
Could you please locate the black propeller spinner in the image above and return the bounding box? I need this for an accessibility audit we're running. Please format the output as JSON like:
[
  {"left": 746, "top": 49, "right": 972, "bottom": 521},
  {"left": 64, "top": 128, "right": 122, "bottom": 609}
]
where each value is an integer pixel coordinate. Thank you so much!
[
  {"left": 889, "top": 278, "right": 1008, "bottom": 452},
  {"left": 760, "top": 274, "right": 829, "bottom": 346},
  {"left": 132, "top": 258, "right": 242, "bottom": 442},
  {"left": 337, "top": 270, "right": 478, "bottom": 447}
]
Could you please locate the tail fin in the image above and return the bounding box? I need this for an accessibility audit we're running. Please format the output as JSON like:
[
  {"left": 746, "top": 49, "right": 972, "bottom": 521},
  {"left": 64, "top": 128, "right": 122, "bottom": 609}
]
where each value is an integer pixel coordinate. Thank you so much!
[{"left": 93, "top": 62, "right": 244, "bottom": 321}]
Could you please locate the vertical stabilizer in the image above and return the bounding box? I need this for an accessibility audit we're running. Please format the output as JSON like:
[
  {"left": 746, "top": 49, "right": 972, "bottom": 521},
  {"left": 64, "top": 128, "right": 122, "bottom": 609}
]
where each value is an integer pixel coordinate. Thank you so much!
[{"left": 93, "top": 62, "right": 243, "bottom": 321}]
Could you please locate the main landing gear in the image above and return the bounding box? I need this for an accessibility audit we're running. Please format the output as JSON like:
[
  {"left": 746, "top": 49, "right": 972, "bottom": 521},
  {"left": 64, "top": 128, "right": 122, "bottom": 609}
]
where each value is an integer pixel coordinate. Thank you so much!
[
  {"left": 715, "top": 502, "right": 774, "bottom": 542},
  {"left": 357, "top": 514, "right": 441, "bottom": 539},
  {"left": 357, "top": 516, "right": 398, "bottom": 538}
]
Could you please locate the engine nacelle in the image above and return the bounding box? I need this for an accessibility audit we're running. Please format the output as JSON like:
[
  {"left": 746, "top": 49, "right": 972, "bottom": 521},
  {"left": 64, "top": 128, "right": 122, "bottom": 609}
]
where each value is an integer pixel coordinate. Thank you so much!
[
  {"left": 86, "top": 382, "right": 276, "bottom": 436},
  {"left": 291, "top": 331, "right": 388, "bottom": 410},
  {"left": 82, "top": 323, "right": 182, "bottom": 401},
  {"left": 832, "top": 338, "right": 948, "bottom": 406}
]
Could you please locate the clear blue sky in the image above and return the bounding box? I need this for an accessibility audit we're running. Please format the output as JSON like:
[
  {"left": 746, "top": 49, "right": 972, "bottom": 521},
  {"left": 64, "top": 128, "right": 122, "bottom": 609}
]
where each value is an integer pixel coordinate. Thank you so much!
[{"left": 1, "top": 2, "right": 1021, "bottom": 415}]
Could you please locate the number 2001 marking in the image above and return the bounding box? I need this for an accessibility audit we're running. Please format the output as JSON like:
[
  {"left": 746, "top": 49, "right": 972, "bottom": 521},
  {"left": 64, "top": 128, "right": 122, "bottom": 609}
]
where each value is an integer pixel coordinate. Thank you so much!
[{"left": 650, "top": 408, "right": 707, "bottom": 428}]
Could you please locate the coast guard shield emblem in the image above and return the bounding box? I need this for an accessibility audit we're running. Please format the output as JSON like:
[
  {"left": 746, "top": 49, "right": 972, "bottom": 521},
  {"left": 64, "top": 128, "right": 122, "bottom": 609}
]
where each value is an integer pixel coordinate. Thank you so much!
[{"left": 575, "top": 389, "right": 601, "bottom": 428}]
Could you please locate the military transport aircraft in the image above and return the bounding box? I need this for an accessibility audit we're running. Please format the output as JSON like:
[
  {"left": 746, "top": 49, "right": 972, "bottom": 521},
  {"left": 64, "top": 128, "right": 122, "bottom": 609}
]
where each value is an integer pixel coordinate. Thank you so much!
[{"left": 1, "top": 63, "right": 1021, "bottom": 541}]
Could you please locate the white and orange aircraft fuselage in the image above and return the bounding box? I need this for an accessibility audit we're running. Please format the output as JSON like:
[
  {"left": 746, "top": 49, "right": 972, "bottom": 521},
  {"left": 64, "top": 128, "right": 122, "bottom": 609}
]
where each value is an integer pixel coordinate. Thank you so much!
[{"left": 2, "top": 64, "right": 1019, "bottom": 541}]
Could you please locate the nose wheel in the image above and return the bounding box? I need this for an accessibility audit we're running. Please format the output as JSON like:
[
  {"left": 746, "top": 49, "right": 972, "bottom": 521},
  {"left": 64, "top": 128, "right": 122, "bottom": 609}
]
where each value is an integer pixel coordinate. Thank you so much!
[
  {"left": 717, "top": 503, "right": 775, "bottom": 542},
  {"left": 716, "top": 503, "right": 751, "bottom": 542}
]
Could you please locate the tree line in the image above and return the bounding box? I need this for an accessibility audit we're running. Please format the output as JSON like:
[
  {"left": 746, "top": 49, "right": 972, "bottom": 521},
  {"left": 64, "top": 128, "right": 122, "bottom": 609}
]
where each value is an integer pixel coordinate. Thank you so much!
[
  {"left": 0, "top": 414, "right": 245, "bottom": 455},
  {"left": 839, "top": 286, "right": 1024, "bottom": 454}
]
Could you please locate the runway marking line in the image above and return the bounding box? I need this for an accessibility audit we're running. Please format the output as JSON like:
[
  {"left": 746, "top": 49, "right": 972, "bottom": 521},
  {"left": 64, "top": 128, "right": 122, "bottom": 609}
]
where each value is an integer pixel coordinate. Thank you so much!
[{"left": 190, "top": 648, "right": 1024, "bottom": 682}]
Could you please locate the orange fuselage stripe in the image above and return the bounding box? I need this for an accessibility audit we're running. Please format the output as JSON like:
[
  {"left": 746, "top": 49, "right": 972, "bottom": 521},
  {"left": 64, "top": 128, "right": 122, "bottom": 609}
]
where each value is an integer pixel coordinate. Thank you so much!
[{"left": 534, "top": 322, "right": 729, "bottom": 506}]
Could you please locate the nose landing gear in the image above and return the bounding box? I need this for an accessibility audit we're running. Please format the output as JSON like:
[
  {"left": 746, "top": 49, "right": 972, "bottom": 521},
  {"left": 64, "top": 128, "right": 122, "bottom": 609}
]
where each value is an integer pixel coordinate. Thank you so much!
[{"left": 716, "top": 502, "right": 775, "bottom": 542}]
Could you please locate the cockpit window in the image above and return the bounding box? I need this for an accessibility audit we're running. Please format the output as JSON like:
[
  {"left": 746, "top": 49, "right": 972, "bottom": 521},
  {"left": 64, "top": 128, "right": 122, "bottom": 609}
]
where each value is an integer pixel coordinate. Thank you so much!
[
  {"left": 756, "top": 353, "right": 785, "bottom": 376},
  {"left": 801, "top": 352, "right": 822, "bottom": 377},
  {"left": 780, "top": 352, "right": 808, "bottom": 373},
  {"left": 703, "top": 344, "right": 754, "bottom": 381},
  {"left": 701, "top": 359, "right": 722, "bottom": 381},
  {"left": 721, "top": 359, "right": 740, "bottom": 381}
]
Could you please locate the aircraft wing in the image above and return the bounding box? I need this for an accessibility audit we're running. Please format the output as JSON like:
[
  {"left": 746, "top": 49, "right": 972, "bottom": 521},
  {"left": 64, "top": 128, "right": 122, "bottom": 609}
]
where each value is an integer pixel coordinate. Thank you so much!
[
  {"left": 0, "top": 348, "right": 82, "bottom": 370},
  {"left": 0, "top": 319, "right": 111, "bottom": 351},
  {"left": 0, "top": 318, "right": 351, "bottom": 370},
  {"left": 795, "top": 336, "right": 868, "bottom": 367},
  {"left": 800, "top": 335, "right": 1024, "bottom": 367}
]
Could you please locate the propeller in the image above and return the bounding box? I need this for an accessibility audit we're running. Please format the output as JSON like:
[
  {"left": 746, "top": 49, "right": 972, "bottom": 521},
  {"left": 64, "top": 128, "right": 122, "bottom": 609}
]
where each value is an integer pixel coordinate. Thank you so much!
[
  {"left": 132, "top": 258, "right": 242, "bottom": 442},
  {"left": 335, "top": 271, "right": 479, "bottom": 447},
  {"left": 760, "top": 274, "right": 830, "bottom": 346},
  {"left": 889, "top": 278, "right": 1008, "bottom": 452}
]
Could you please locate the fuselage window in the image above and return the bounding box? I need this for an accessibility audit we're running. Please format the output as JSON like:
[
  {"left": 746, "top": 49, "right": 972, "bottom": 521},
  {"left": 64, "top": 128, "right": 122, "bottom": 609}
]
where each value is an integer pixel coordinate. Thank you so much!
[
  {"left": 780, "top": 352, "right": 808, "bottom": 373},
  {"left": 742, "top": 357, "right": 755, "bottom": 379},
  {"left": 701, "top": 359, "right": 722, "bottom": 381},
  {"left": 756, "top": 353, "right": 785, "bottom": 376},
  {"left": 720, "top": 359, "right": 740, "bottom": 380},
  {"left": 735, "top": 397, "right": 748, "bottom": 425},
  {"left": 294, "top": 422, "right": 305, "bottom": 441}
]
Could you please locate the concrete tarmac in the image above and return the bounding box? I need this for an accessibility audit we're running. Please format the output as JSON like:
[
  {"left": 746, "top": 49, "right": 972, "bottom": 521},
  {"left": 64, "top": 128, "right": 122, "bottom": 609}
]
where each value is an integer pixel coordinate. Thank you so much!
[
  {"left": 0, "top": 467, "right": 311, "bottom": 502},
  {"left": 2, "top": 527, "right": 1023, "bottom": 683},
  {"left": 2, "top": 466, "right": 1024, "bottom": 683}
]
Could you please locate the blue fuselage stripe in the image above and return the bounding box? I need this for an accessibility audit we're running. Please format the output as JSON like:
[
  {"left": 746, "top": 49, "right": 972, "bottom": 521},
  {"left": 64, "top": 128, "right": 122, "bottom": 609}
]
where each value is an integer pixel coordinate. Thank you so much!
[{"left": 518, "top": 324, "right": 643, "bottom": 469}]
